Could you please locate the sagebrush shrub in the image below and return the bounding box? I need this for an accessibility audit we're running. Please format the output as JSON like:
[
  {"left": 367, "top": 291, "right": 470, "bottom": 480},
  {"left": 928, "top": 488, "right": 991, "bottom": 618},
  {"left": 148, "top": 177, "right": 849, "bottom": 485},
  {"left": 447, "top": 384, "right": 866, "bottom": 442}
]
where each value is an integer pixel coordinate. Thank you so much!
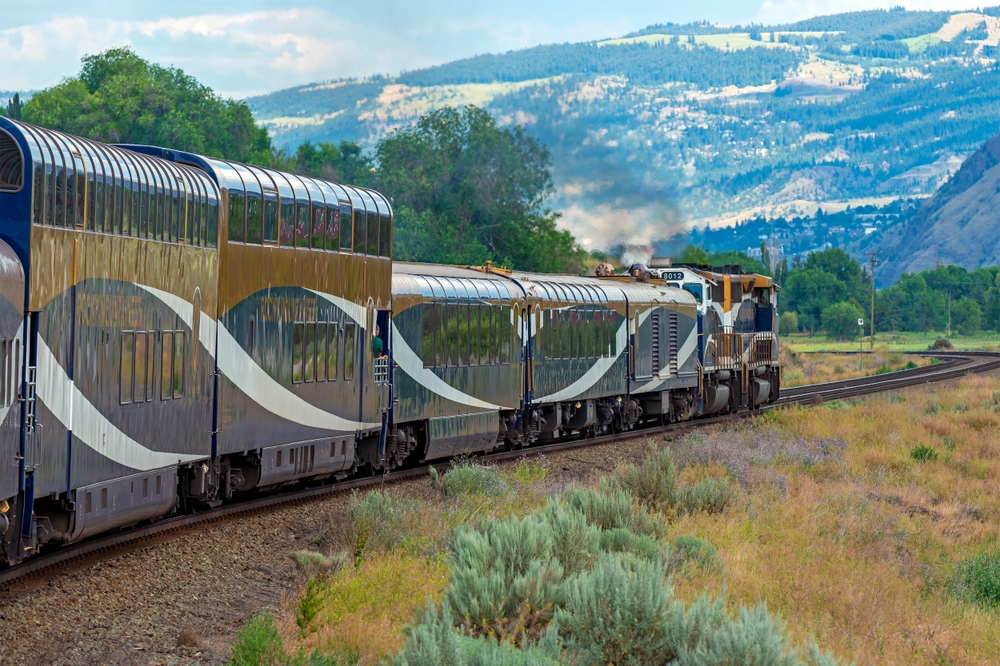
[
  {"left": 348, "top": 490, "right": 412, "bottom": 563},
  {"left": 565, "top": 484, "right": 664, "bottom": 536},
  {"left": 290, "top": 550, "right": 348, "bottom": 578},
  {"left": 541, "top": 501, "right": 601, "bottom": 576},
  {"left": 599, "top": 527, "right": 662, "bottom": 561},
  {"left": 673, "top": 535, "right": 719, "bottom": 569},
  {"left": 606, "top": 441, "right": 677, "bottom": 509},
  {"left": 674, "top": 478, "right": 732, "bottom": 514},
  {"left": 446, "top": 514, "right": 564, "bottom": 644},
  {"left": 557, "top": 555, "right": 682, "bottom": 665},
  {"left": 442, "top": 460, "right": 509, "bottom": 497},
  {"left": 689, "top": 602, "right": 797, "bottom": 666}
]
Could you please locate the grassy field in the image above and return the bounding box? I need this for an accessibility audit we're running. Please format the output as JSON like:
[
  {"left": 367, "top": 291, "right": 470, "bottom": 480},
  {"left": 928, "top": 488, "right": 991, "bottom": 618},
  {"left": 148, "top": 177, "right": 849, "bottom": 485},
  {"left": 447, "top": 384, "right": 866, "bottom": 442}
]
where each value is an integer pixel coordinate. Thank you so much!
[
  {"left": 785, "top": 330, "right": 1000, "bottom": 353},
  {"left": 227, "top": 373, "right": 1000, "bottom": 665},
  {"left": 781, "top": 347, "right": 934, "bottom": 388}
]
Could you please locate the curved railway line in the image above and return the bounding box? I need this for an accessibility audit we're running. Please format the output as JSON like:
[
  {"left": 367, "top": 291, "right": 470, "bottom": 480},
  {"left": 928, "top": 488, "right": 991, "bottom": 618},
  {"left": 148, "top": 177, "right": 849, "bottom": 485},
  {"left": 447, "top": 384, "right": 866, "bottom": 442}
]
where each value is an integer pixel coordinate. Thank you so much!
[{"left": 3, "top": 350, "right": 998, "bottom": 590}]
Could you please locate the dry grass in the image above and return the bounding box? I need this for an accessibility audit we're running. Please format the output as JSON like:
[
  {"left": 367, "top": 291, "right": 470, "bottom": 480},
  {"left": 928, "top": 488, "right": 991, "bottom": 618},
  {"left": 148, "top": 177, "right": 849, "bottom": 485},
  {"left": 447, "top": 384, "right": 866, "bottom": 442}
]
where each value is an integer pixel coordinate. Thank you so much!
[
  {"left": 780, "top": 346, "right": 932, "bottom": 387},
  {"left": 263, "top": 375, "right": 1000, "bottom": 665},
  {"left": 671, "top": 373, "right": 1000, "bottom": 664}
]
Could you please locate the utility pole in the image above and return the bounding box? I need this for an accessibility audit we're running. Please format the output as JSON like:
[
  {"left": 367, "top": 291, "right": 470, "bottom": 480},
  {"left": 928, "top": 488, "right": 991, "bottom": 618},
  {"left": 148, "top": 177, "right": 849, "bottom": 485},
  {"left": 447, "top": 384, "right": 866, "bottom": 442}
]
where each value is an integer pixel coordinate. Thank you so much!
[{"left": 867, "top": 250, "right": 880, "bottom": 350}]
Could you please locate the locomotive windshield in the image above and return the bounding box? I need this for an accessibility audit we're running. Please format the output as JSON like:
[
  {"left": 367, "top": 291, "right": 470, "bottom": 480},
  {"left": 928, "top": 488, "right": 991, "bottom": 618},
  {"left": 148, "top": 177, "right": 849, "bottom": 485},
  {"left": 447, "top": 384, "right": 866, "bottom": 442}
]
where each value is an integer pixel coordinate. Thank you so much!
[
  {"left": 0, "top": 131, "right": 23, "bottom": 192},
  {"left": 682, "top": 283, "right": 703, "bottom": 303}
]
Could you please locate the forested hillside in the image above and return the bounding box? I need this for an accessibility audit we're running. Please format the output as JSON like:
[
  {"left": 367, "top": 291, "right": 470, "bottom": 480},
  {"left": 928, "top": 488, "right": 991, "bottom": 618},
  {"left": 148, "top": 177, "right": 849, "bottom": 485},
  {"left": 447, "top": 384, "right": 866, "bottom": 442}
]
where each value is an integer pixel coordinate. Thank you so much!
[{"left": 247, "top": 7, "right": 1000, "bottom": 273}]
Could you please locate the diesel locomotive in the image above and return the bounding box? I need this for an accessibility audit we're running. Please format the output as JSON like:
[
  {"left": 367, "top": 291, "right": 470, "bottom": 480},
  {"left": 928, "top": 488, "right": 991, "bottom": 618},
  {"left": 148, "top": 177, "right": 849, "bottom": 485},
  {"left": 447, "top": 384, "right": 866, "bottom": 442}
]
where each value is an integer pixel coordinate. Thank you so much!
[{"left": 0, "top": 119, "right": 779, "bottom": 567}]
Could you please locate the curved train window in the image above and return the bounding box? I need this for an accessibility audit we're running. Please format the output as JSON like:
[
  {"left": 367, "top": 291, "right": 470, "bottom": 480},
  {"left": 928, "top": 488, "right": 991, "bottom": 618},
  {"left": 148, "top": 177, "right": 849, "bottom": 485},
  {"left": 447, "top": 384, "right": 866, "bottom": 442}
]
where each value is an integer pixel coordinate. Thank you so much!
[
  {"left": 311, "top": 205, "right": 326, "bottom": 250},
  {"left": 435, "top": 304, "right": 447, "bottom": 367},
  {"left": 447, "top": 302, "right": 460, "bottom": 367},
  {"left": 325, "top": 204, "right": 339, "bottom": 251},
  {"left": 379, "top": 214, "right": 391, "bottom": 257},
  {"left": 343, "top": 324, "right": 356, "bottom": 380},
  {"left": 469, "top": 304, "right": 481, "bottom": 366},
  {"left": 339, "top": 204, "right": 352, "bottom": 251},
  {"left": 366, "top": 210, "right": 378, "bottom": 256},
  {"left": 263, "top": 188, "right": 278, "bottom": 244},
  {"left": 0, "top": 131, "right": 24, "bottom": 191},
  {"left": 279, "top": 196, "right": 294, "bottom": 246},
  {"left": 246, "top": 193, "right": 262, "bottom": 244},
  {"left": 353, "top": 209, "right": 366, "bottom": 255},
  {"left": 296, "top": 202, "right": 310, "bottom": 248}
]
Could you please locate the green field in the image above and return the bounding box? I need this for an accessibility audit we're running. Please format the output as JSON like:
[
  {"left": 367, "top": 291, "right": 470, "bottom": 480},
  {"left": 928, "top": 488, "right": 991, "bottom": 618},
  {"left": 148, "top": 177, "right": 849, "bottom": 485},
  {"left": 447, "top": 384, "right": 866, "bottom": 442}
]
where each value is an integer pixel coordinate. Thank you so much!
[{"left": 783, "top": 330, "right": 1000, "bottom": 353}]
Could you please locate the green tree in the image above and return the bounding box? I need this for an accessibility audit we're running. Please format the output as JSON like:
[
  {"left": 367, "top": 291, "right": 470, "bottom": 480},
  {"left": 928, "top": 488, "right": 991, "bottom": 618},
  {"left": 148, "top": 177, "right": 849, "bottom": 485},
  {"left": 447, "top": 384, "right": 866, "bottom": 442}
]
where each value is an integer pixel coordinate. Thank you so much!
[
  {"left": 821, "top": 301, "right": 864, "bottom": 340},
  {"left": 804, "top": 248, "right": 866, "bottom": 302},
  {"left": 375, "top": 105, "right": 586, "bottom": 273},
  {"left": 22, "top": 48, "right": 271, "bottom": 163},
  {"left": 782, "top": 268, "right": 845, "bottom": 334},
  {"left": 950, "top": 296, "right": 982, "bottom": 336},
  {"left": 295, "top": 140, "right": 374, "bottom": 186},
  {"left": 778, "top": 311, "right": 799, "bottom": 334},
  {"left": 1, "top": 93, "right": 22, "bottom": 120}
]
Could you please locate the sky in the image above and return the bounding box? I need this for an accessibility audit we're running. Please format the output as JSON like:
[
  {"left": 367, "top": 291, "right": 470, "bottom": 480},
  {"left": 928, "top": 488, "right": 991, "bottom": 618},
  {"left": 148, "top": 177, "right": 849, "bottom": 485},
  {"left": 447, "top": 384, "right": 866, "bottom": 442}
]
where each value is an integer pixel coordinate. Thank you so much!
[{"left": 0, "top": 0, "right": 987, "bottom": 98}]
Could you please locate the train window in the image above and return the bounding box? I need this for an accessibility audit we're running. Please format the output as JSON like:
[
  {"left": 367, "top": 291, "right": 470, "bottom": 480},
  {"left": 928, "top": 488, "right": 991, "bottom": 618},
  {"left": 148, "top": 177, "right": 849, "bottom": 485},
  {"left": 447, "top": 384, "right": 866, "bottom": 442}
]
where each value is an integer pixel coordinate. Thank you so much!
[
  {"left": 172, "top": 188, "right": 182, "bottom": 242},
  {"left": 366, "top": 211, "right": 378, "bottom": 257},
  {"left": 172, "top": 332, "right": 184, "bottom": 398},
  {"left": 326, "top": 205, "right": 339, "bottom": 251},
  {"left": 343, "top": 324, "right": 356, "bottom": 380},
  {"left": 328, "top": 325, "right": 339, "bottom": 381},
  {"left": 379, "top": 214, "right": 391, "bottom": 257},
  {"left": 280, "top": 199, "right": 294, "bottom": 247},
  {"left": 683, "top": 283, "right": 703, "bottom": 303},
  {"left": 473, "top": 304, "right": 485, "bottom": 366},
  {"left": 94, "top": 175, "right": 105, "bottom": 233},
  {"left": 292, "top": 323, "right": 305, "bottom": 384},
  {"left": 339, "top": 204, "right": 352, "bottom": 251},
  {"left": 295, "top": 204, "right": 310, "bottom": 248},
  {"left": 120, "top": 332, "right": 134, "bottom": 405},
  {"left": 143, "top": 478, "right": 148, "bottom": 498},
  {"left": 144, "top": 332, "right": 154, "bottom": 401},
  {"left": 500, "top": 306, "right": 511, "bottom": 364},
  {"left": 244, "top": 193, "right": 261, "bottom": 244},
  {"left": 435, "top": 304, "right": 446, "bottom": 368},
  {"left": 446, "top": 303, "right": 459, "bottom": 367},
  {"left": 207, "top": 198, "right": 218, "bottom": 247},
  {"left": 64, "top": 161, "right": 76, "bottom": 228},
  {"left": 422, "top": 304, "right": 435, "bottom": 367},
  {"left": 353, "top": 209, "right": 366, "bottom": 255},
  {"left": 263, "top": 190, "right": 278, "bottom": 244},
  {"left": 124, "top": 178, "right": 135, "bottom": 237},
  {"left": 0, "top": 131, "right": 23, "bottom": 192},
  {"left": 138, "top": 180, "right": 149, "bottom": 238},
  {"left": 161, "top": 332, "right": 173, "bottom": 400},
  {"left": 311, "top": 206, "right": 326, "bottom": 250},
  {"left": 590, "top": 308, "right": 600, "bottom": 358},
  {"left": 101, "top": 488, "right": 107, "bottom": 510},
  {"left": 314, "top": 323, "right": 326, "bottom": 381},
  {"left": 54, "top": 163, "right": 67, "bottom": 228},
  {"left": 134, "top": 332, "right": 147, "bottom": 403},
  {"left": 304, "top": 322, "right": 316, "bottom": 382},
  {"left": 482, "top": 305, "right": 493, "bottom": 365}
]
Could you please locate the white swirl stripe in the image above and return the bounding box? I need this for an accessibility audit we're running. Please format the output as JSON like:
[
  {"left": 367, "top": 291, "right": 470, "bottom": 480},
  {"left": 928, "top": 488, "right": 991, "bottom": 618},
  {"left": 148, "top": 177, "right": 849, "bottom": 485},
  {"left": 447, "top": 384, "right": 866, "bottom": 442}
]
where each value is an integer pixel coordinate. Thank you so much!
[
  {"left": 134, "top": 284, "right": 217, "bottom": 358},
  {"left": 535, "top": 321, "right": 630, "bottom": 403},
  {"left": 36, "top": 338, "right": 203, "bottom": 471},
  {"left": 216, "top": 324, "right": 380, "bottom": 431},
  {"left": 390, "top": 322, "right": 501, "bottom": 409}
]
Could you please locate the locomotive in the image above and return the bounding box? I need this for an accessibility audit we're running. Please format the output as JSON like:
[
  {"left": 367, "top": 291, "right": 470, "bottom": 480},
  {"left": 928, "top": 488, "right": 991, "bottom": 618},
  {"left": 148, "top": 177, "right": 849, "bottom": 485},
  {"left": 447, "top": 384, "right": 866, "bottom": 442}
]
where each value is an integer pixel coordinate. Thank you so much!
[{"left": 0, "top": 119, "right": 779, "bottom": 566}]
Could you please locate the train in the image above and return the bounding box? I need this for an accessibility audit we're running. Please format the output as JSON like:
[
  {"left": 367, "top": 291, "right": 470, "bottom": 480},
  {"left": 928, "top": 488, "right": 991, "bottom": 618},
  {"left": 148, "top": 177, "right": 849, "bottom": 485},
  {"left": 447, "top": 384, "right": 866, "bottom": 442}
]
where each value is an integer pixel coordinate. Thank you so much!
[{"left": 0, "top": 119, "right": 779, "bottom": 567}]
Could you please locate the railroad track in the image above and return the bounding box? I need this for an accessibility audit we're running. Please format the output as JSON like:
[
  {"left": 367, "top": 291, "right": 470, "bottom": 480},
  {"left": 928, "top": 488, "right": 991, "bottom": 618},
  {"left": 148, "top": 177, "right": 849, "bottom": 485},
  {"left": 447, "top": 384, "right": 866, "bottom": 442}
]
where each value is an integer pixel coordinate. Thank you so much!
[{"left": 3, "top": 350, "right": 998, "bottom": 589}]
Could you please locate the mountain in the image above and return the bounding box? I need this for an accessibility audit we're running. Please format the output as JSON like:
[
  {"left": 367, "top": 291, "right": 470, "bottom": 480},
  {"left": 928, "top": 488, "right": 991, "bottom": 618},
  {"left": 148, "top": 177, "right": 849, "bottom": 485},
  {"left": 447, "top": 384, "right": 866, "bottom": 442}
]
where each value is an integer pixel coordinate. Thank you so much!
[
  {"left": 876, "top": 131, "right": 1000, "bottom": 284},
  {"left": 246, "top": 8, "right": 1000, "bottom": 264}
]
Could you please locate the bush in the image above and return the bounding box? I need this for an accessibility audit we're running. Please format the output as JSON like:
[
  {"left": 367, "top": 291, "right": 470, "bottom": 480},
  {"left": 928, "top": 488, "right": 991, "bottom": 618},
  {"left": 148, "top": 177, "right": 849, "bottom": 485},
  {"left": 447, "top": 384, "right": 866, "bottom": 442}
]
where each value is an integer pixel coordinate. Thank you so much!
[
  {"left": 441, "top": 460, "right": 509, "bottom": 497},
  {"left": 557, "top": 555, "right": 685, "bottom": 665},
  {"left": 446, "top": 514, "right": 563, "bottom": 645},
  {"left": 599, "top": 527, "right": 662, "bottom": 561},
  {"left": 909, "top": 444, "right": 939, "bottom": 462},
  {"left": 348, "top": 490, "right": 412, "bottom": 564},
  {"left": 696, "top": 602, "right": 798, "bottom": 666},
  {"left": 673, "top": 478, "right": 732, "bottom": 514},
  {"left": 297, "top": 576, "right": 330, "bottom": 630},
  {"left": 564, "top": 485, "right": 664, "bottom": 537},
  {"left": 928, "top": 336, "right": 953, "bottom": 350},
  {"left": 290, "top": 551, "right": 348, "bottom": 578},
  {"left": 229, "top": 613, "right": 284, "bottom": 666},
  {"left": 605, "top": 443, "right": 677, "bottom": 510},
  {"left": 950, "top": 550, "right": 1000, "bottom": 608},
  {"left": 673, "top": 535, "right": 720, "bottom": 569},
  {"left": 779, "top": 311, "right": 799, "bottom": 334},
  {"left": 541, "top": 502, "right": 601, "bottom": 576}
]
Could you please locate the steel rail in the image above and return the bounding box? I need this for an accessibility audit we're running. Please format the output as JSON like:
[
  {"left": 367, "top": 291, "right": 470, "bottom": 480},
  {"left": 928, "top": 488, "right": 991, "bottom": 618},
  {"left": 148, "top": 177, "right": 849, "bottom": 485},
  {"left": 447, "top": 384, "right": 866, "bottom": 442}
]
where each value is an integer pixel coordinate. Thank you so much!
[{"left": 3, "top": 350, "right": 998, "bottom": 589}]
